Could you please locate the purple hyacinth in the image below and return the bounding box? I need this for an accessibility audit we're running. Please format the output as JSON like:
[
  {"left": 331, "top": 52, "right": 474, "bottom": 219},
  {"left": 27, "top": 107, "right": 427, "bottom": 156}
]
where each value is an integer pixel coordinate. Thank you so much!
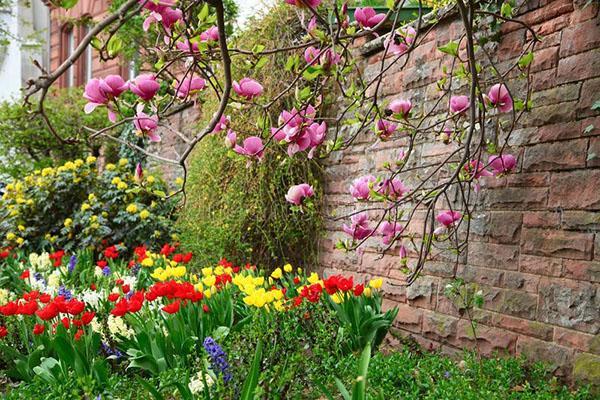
[
  {"left": 58, "top": 285, "right": 73, "bottom": 300},
  {"left": 102, "top": 265, "right": 111, "bottom": 276},
  {"left": 131, "top": 263, "right": 141, "bottom": 276},
  {"left": 68, "top": 255, "right": 77, "bottom": 273},
  {"left": 203, "top": 337, "right": 232, "bottom": 383},
  {"left": 33, "top": 272, "right": 45, "bottom": 284}
]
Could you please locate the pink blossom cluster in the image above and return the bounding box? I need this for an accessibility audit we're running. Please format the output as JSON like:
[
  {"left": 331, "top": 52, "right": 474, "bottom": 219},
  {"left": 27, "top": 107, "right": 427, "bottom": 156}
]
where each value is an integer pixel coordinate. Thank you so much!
[{"left": 271, "top": 105, "right": 327, "bottom": 158}]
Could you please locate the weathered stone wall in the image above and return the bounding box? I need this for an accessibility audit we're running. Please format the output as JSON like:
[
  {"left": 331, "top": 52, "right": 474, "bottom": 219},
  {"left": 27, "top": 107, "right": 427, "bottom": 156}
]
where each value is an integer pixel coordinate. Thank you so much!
[{"left": 319, "top": 0, "right": 599, "bottom": 383}]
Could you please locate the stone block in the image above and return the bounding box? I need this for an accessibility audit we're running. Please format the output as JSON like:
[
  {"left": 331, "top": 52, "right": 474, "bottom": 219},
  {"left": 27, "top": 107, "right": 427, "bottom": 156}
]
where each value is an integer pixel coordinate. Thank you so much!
[{"left": 521, "top": 228, "right": 594, "bottom": 260}]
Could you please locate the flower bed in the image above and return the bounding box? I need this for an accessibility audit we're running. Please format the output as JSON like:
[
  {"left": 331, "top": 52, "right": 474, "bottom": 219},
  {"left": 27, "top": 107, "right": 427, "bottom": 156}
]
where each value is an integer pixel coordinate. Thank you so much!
[{"left": 0, "top": 244, "right": 395, "bottom": 398}]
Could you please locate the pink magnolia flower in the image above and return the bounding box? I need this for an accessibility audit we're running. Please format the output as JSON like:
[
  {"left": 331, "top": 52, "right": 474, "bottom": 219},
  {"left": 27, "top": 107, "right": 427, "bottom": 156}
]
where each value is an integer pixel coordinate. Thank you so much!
[
  {"left": 343, "top": 212, "right": 374, "bottom": 241},
  {"left": 350, "top": 175, "right": 376, "bottom": 200},
  {"left": 354, "top": 7, "right": 386, "bottom": 29},
  {"left": 175, "top": 77, "right": 206, "bottom": 98},
  {"left": 175, "top": 40, "right": 199, "bottom": 53},
  {"left": 388, "top": 98, "right": 412, "bottom": 118},
  {"left": 129, "top": 74, "right": 160, "bottom": 101},
  {"left": 285, "top": 183, "right": 314, "bottom": 205},
  {"left": 450, "top": 95, "right": 470, "bottom": 114},
  {"left": 374, "top": 119, "right": 397, "bottom": 139},
  {"left": 233, "top": 136, "right": 264, "bottom": 161},
  {"left": 488, "top": 154, "right": 516, "bottom": 175},
  {"left": 487, "top": 84, "right": 513, "bottom": 113},
  {"left": 384, "top": 26, "right": 416, "bottom": 56},
  {"left": 200, "top": 26, "right": 219, "bottom": 42},
  {"left": 83, "top": 75, "right": 128, "bottom": 121},
  {"left": 142, "top": 2, "right": 182, "bottom": 33},
  {"left": 436, "top": 210, "right": 462, "bottom": 227},
  {"left": 285, "top": 0, "right": 322, "bottom": 8},
  {"left": 307, "top": 16, "right": 317, "bottom": 36},
  {"left": 233, "top": 78, "right": 263, "bottom": 100},
  {"left": 320, "top": 49, "right": 342, "bottom": 70},
  {"left": 380, "top": 221, "right": 403, "bottom": 245},
  {"left": 465, "top": 160, "right": 492, "bottom": 179},
  {"left": 377, "top": 178, "right": 408, "bottom": 200},
  {"left": 304, "top": 46, "right": 321, "bottom": 65},
  {"left": 134, "top": 163, "right": 143, "bottom": 183},
  {"left": 212, "top": 114, "right": 230, "bottom": 133},
  {"left": 133, "top": 107, "right": 160, "bottom": 142},
  {"left": 224, "top": 130, "right": 237, "bottom": 149},
  {"left": 271, "top": 105, "right": 323, "bottom": 157}
]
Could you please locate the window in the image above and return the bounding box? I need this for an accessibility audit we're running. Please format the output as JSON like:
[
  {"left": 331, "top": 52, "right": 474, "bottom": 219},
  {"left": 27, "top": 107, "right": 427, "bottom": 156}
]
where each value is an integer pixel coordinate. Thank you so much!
[
  {"left": 83, "top": 26, "right": 93, "bottom": 82},
  {"left": 61, "top": 25, "right": 75, "bottom": 87}
]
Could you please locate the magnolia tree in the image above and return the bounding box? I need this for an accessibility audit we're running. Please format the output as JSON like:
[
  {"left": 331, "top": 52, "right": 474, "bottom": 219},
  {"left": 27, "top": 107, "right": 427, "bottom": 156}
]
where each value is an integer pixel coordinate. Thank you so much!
[{"left": 24, "top": 0, "right": 536, "bottom": 284}]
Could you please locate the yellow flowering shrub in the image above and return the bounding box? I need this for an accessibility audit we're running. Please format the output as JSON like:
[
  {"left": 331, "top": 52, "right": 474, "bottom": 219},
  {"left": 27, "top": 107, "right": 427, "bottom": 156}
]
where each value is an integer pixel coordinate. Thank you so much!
[{"left": 0, "top": 158, "right": 179, "bottom": 252}]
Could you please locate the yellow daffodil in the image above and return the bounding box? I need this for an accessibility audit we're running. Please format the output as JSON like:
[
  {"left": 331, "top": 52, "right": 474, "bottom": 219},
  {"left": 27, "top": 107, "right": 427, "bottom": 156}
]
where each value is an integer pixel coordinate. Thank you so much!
[
  {"left": 139, "top": 210, "right": 150, "bottom": 220},
  {"left": 284, "top": 263, "right": 293, "bottom": 273},
  {"left": 64, "top": 218, "right": 73, "bottom": 228},
  {"left": 126, "top": 204, "right": 138, "bottom": 214}
]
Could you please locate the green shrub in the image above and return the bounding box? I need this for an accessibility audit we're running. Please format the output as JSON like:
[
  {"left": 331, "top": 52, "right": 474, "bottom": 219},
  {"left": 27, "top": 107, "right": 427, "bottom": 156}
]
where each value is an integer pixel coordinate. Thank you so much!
[
  {"left": 0, "top": 157, "right": 178, "bottom": 253},
  {"left": 0, "top": 88, "right": 114, "bottom": 180},
  {"left": 177, "top": 5, "right": 322, "bottom": 270}
]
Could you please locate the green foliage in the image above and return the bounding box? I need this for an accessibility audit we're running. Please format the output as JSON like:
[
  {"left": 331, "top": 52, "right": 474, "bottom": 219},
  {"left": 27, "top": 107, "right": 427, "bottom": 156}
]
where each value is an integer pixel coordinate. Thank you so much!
[
  {"left": 0, "top": 158, "right": 178, "bottom": 253},
  {"left": 0, "top": 88, "right": 114, "bottom": 180},
  {"left": 177, "top": 5, "right": 322, "bottom": 270},
  {"left": 335, "top": 349, "right": 594, "bottom": 399}
]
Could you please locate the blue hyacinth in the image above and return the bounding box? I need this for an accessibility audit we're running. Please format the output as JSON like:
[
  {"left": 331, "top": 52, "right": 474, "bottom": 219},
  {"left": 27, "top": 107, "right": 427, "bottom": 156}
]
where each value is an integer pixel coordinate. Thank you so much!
[
  {"left": 68, "top": 255, "right": 77, "bottom": 273},
  {"left": 58, "top": 285, "right": 73, "bottom": 300},
  {"left": 102, "top": 265, "right": 111, "bottom": 276},
  {"left": 203, "top": 336, "right": 232, "bottom": 383}
]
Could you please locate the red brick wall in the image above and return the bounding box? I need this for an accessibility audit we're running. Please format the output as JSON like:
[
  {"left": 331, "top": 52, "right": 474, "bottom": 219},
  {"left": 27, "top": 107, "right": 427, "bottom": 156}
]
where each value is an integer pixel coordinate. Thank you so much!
[
  {"left": 48, "top": 0, "right": 126, "bottom": 87},
  {"left": 319, "top": 0, "right": 599, "bottom": 382}
]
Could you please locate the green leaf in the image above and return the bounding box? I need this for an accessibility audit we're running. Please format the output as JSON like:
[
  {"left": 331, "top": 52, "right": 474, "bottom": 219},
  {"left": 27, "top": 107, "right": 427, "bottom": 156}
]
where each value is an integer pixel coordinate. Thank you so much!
[
  {"left": 591, "top": 100, "right": 600, "bottom": 111},
  {"left": 107, "top": 36, "right": 123, "bottom": 58},
  {"left": 255, "top": 56, "right": 269, "bottom": 70},
  {"left": 59, "top": 0, "right": 79, "bottom": 9},
  {"left": 518, "top": 51, "right": 534, "bottom": 69},
  {"left": 500, "top": 2, "right": 513, "bottom": 17},
  {"left": 240, "top": 341, "right": 263, "bottom": 400},
  {"left": 438, "top": 41, "right": 459, "bottom": 57},
  {"left": 197, "top": 3, "right": 209, "bottom": 22},
  {"left": 386, "top": 0, "right": 396, "bottom": 9},
  {"left": 252, "top": 44, "right": 266, "bottom": 55},
  {"left": 583, "top": 124, "right": 594, "bottom": 134}
]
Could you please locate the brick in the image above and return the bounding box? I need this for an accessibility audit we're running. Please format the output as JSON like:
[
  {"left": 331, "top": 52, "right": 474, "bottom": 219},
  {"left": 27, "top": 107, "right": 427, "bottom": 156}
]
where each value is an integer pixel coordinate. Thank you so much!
[
  {"left": 588, "top": 137, "right": 600, "bottom": 167},
  {"left": 531, "top": 46, "right": 559, "bottom": 72},
  {"left": 519, "top": 254, "right": 563, "bottom": 277},
  {"left": 531, "top": 68, "right": 557, "bottom": 91},
  {"left": 578, "top": 77, "right": 600, "bottom": 118},
  {"left": 492, "top": 313, "right": 554, "bottom": 341},
  {"left": 569, "top": 0, "right": 599, "bottom": 23},
  {"left": 530, "top": 82, "right": 581, "bottom": 106},
  {"left": 554, "top": 327, "right": 597, "bottom": 353},
  {"left": 482, "top": 187, "right": 548, "bottom": 210},
  {"left": 523, "top": 211, "right": 560, "bottom": 228},
  {"left": 468, "top": 242, "right": 519, "bottom": 270},
  {"left": 422, "top": 261, "right": 456, "bottom": 278},
  {"left": 557, "top": 48, "right": 600, "bottom": 84},
  {"left": 457, "top": 265, "right": 504, "bottom": 287},
  {"left": 497, "top": 289, "right": 538, "bottom": 319},
  {"left": 503, "top": 271, "right": 540, "bottom": 293},
  {"left": 393, "top": 303, "right": 423, "bottom": 333},
  {"left": 538, "top": 278, "right": 600, "bottom": 334},
  {"left": 521, "top": 0, "right": 573, "bottom": 27},
  {"left": 561, "top": 211, "right": 600, "bottom": 230},
  {"left": 470, "top": 211, "right": 522, "bottom": 244},
  {"left": 572, "top": 353, "right": 600, "bottom": 386},
  {"left": 549, "top": 170, "right": 600, "bottom": 210},
  {"left": 422, "top": 311, "right": 458, "bottom": 340},
  {"left": 517, "top": 336, "right": 574, "bottom": 376},
  {"left": 505, "top": 172, "right": 551, "bottom": 187},
  {"left": 382, "top": 278, "right": 407, "bottom": 303},
  {"left": 522, "top": 139, "right": 588, "bottom": 171},
  {"left": 562, "top": 260, "right": 600, "bottom": 283},
  {"left": 455, "top": 320, "right": 517, "bottom": 356},
  {"left": 521, "top": 228, "right": 594, "bottom": 260},
  {"left": 406, "top": 276, "right": 437, "bottom": 309},
  {"left": 523, "top": 101, "right": 578, "bottom": 127},
  {"left": 560, "top": 18, "right": 600, "bottom": 58}
]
